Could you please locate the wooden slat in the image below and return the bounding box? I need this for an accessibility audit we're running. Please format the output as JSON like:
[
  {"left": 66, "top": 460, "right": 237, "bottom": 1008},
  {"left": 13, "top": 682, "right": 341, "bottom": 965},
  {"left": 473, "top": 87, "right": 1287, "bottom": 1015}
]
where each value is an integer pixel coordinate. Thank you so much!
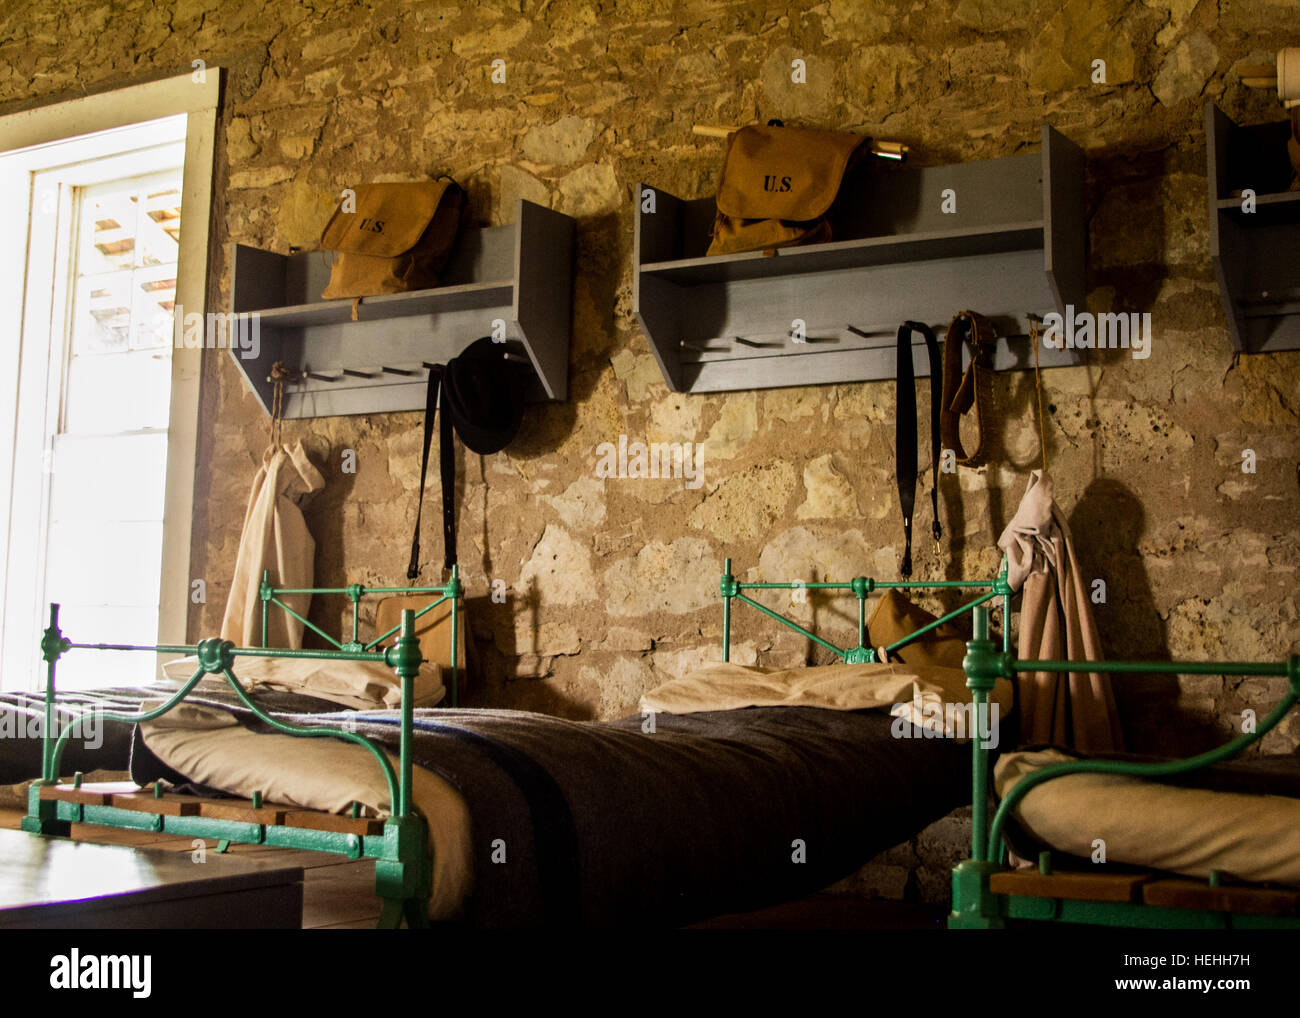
[
  {"left": 282, "top": 810, "right": 384, "bottom": 837},
  {"left": 196, "top": 798, "right": 289, "bottom": 826},
  {"left": 989, "top": 870, "right": 1151, "bottom": 903},
  {"left": 108, "top": 792, "right": 201, "bottom": 817},
  {"left": 1142, "top": 879, "right": 1300, "bottom": 917},
  {"left": 39, "top": 782, "right": 141, "bottom": 806}
]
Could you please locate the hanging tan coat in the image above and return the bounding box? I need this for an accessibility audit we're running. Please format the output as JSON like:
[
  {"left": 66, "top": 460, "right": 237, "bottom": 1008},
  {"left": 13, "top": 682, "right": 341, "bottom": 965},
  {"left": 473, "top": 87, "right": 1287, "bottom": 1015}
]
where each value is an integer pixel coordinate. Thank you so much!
[
  {"left": 997, "top": 470, "right": 1125, "bottom": 752},
  {"left": 220, "top": 442, "right": 324, "bottom": 649}
]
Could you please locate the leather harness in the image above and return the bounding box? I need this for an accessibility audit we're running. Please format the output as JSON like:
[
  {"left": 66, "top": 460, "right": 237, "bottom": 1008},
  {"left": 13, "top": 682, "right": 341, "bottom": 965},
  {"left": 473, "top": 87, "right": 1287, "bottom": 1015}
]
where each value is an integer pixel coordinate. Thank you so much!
[{"left": 940, "top": 310, "right": 998, "bottom": 468}]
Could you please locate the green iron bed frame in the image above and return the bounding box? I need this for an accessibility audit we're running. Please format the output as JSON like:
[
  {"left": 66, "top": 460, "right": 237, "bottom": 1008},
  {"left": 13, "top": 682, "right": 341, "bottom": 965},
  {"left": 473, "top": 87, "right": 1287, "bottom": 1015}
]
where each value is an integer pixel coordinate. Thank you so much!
[
  {"left": 20, "top": 557, "right": 1012, "bottom": 929},
  {"left": 29, "top": 555, "right": 1295, "bottom": 929},
  {"left": 950, "top": 604, "right": 1300, "bottom": 930},
  {"left": 22, "top": 568, "right": 461, "bottom": 929},
  {"left": 718, "top": 555, "right": 1016, "bottom": 664}
]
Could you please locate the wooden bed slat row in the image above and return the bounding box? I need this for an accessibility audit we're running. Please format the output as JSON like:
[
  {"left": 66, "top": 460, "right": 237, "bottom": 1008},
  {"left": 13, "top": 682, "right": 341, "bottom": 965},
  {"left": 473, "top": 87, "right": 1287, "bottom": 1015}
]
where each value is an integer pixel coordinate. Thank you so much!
[
  {"left": 989, "top": 870, "right": 1300, "bottom": 916},
  {"left": 38, "top": 783, "right": 384, "bottom": 837}
]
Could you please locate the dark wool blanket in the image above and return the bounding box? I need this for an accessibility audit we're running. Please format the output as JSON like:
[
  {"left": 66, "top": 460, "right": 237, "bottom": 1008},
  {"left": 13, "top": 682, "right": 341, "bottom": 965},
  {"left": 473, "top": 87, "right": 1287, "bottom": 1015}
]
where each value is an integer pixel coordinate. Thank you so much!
[{"left": 128, "top": 691, "right": 973, "bottom": 927}]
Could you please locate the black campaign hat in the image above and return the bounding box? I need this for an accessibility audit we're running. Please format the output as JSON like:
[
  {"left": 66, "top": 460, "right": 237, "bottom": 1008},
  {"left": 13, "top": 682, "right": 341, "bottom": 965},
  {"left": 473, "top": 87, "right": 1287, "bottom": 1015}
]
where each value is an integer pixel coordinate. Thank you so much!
[{"left": 442, "top": 336, "right": 527, "bottom": 454}]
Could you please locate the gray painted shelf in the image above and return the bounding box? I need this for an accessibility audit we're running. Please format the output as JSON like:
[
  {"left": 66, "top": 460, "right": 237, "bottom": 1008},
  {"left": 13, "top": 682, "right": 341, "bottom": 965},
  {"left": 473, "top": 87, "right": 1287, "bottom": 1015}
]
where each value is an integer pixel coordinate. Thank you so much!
[
  {"left": 228, "top": 199, "right": 575, "bottom": 418},
  {"left": 1205, "top": 103, "right": 1300, "bottom": 355},
  {"left": 633, "top": 125, "right": 1087, "bottom": 393}
]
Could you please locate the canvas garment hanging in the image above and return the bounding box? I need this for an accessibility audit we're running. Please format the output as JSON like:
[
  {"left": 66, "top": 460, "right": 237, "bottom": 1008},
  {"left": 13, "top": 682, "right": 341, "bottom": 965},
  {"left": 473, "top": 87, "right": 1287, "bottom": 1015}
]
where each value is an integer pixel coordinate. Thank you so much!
[
  {"left": 221, "top": 440, "right": 325, "bottom": 648},
  {"left": 894, "top": 320, "right": 942, "bottom": 578}
]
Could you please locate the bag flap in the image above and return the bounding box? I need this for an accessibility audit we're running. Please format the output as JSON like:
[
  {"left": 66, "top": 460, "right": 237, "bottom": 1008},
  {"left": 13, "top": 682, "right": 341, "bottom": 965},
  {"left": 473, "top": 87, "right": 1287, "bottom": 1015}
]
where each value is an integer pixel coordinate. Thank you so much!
[
  {"left": 715, "top": 125, "right": 866, "bottom": 221},
  {"left": 320, "top": 180, "right": 454, "bottom": 257}
]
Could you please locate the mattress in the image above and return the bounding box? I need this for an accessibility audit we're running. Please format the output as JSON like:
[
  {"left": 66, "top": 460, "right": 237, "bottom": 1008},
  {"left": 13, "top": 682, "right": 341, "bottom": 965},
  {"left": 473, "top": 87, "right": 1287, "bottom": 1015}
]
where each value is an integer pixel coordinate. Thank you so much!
[
  {"left": 135, "top": 693, "right": 976, "bottom": 927},
  {"left": 138, "top": 705, "right": 474, "bottom": 921},
  {"left": 995, "top": 748, "right": 1300, "bottom": 888},
  {"left": 0, "top": 687, "right": 155, "bottom": 784}
]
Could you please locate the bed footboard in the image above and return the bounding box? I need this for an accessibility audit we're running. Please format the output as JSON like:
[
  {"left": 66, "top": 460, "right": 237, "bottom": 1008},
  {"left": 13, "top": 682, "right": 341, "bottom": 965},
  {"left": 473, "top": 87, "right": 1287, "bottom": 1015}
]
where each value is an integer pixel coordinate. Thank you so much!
[
  {"left": 19, "top": 570, "right": 461, "bottom": 930},
  {"left": 950, "top": 604, "right": 1300, "bottom": 930}
]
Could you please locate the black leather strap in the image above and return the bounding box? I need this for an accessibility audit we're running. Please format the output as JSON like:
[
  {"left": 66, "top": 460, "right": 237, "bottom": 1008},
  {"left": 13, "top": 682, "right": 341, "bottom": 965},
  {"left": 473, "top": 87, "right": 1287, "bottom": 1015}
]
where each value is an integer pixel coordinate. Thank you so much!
[
  {"left": 895, "top": 320, "right": 942, "bottom": 578},
  {"left": 408, "top": 365, "right": 457, "bottom": 580}
]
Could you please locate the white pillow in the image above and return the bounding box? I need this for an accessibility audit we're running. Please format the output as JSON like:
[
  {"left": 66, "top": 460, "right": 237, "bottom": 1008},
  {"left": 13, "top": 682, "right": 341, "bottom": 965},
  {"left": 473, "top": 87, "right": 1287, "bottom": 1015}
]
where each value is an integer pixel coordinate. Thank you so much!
[{"left": 161, "top": 654, "right": 444, "bottom": 711}]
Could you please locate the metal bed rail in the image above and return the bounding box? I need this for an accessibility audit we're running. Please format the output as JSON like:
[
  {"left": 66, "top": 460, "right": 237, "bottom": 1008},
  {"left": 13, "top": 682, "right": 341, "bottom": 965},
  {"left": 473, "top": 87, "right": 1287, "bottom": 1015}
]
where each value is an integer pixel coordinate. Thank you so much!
[
  {"left": 719, "top": 555, "right": 1015, "bottom": 664},
  {"left": 258, "top": 567, "right": 462, "bottom": 706},
  {"left": 20, "top": 568, "right": 462, "bottom": 929},
  {"left": 951, "top": 603, "right": 1300, "bottom": 929}
]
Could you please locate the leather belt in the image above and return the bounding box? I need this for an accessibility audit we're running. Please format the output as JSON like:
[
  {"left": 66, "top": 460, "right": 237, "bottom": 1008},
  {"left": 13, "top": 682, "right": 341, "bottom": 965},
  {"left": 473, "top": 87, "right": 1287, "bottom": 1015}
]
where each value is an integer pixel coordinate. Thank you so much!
[{"left": 940, "top": 310, "right": 997, "bottom": 468}]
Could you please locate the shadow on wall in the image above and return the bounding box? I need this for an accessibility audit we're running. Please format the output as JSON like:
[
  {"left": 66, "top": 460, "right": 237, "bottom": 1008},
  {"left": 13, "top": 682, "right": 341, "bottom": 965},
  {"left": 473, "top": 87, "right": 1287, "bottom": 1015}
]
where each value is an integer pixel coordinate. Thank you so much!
[
  {"left": 1068, "top": 477, "right": 1221, "bottom": 756},
  {"left": 467, "top": 581, "right": 592, "bottom": 719},
  {"left": 509, "top": 209, "right": 621, "bottom": 462}
]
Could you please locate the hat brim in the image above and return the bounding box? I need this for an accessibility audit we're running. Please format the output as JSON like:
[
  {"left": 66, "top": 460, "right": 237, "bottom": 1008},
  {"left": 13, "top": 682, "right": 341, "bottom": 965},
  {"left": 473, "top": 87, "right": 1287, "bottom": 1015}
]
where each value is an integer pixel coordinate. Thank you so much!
[{"left": 443, "top": 337, "right": 526, "bottom": 454}]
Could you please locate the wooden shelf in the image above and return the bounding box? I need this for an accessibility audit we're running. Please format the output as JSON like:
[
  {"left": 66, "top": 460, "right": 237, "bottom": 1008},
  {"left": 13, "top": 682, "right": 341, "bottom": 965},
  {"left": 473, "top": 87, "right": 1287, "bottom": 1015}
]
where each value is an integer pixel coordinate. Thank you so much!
[
  {"left": 633, "top": 125, "right": 1087, "bottom": 394},
  {"left": 1206, "top": 103, "right": 1300, "bottom": 354},
  {"left": 228, "top": 199, "right": 575, "bottom": 418}
]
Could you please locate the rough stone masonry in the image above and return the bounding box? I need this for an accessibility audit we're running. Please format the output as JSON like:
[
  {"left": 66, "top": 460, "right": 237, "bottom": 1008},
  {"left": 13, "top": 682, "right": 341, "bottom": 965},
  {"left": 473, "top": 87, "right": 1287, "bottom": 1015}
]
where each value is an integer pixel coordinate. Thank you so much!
[{"left": 2, "top": 0, "right": 1297, "bottom": 904}]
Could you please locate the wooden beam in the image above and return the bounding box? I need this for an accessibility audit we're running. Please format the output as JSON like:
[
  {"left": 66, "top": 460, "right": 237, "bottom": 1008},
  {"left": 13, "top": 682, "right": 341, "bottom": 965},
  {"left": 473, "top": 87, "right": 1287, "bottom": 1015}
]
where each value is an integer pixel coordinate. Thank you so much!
[{"left": 989, "top": 869, "right": 1150, "bottom": 903}]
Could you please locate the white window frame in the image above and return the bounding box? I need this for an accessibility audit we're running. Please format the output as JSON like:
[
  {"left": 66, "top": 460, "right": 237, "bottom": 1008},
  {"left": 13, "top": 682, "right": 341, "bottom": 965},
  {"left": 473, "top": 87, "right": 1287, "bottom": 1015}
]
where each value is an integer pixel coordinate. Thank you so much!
[{"left": 0, "top": 71, "right": 219, "bottom": 688}]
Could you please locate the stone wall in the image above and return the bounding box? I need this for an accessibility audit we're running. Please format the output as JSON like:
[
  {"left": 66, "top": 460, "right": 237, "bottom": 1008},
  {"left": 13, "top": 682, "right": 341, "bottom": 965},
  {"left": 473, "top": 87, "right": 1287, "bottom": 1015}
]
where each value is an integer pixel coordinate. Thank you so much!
[{"left": 4, "top": 0, "right": 1298, "bottom": 905}]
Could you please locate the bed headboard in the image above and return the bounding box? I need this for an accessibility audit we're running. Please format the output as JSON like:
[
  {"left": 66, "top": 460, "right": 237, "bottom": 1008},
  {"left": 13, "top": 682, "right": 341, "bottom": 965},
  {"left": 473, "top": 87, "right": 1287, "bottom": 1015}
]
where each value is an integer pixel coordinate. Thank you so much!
[
  {"left": 258, "top": 566, "right": 462, "bottom": 705},
  {"left": 718, "top": 556, "right": 1014, "bottom": 664}
]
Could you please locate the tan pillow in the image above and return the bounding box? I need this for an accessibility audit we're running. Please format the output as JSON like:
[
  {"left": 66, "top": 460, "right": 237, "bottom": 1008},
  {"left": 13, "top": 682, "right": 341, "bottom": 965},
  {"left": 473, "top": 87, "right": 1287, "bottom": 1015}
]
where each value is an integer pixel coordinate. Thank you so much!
[
  {"left": 867, "top": 589, "right": 969, "bottom": 668},
  {"left": 161, "top": 654, "right": 444, "bottom": 711},
  {"left": 640, "top": 660, "right": 1013, "bottom": 729}
]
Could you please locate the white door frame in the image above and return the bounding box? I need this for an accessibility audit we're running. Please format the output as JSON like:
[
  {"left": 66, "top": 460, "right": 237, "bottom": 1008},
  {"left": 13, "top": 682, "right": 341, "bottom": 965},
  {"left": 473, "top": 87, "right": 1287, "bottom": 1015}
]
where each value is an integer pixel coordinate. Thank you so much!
[{"left": 0, "top": 70, "right": 220, "bottom": 683}]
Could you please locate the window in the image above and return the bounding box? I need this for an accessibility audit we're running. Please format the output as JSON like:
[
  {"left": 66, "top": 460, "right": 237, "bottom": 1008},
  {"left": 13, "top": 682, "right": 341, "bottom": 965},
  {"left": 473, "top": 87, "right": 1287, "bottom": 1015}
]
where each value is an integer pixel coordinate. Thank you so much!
[
  {"left": 0, "top": 73, "right": 219, "bottom": 690},
  {"left": 42, "top": 168, "right": 184, "bottom": 687}
]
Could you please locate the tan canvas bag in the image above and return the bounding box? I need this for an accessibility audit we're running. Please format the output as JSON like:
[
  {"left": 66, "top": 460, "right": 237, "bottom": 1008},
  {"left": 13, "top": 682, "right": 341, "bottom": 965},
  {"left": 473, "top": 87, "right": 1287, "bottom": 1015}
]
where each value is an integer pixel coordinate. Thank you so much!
[
  {"left": 319, "top": 179, "right": 464, "bottom": 299},
  {"left": 708, "top": 124, "right": 868, "bottom": 255}
]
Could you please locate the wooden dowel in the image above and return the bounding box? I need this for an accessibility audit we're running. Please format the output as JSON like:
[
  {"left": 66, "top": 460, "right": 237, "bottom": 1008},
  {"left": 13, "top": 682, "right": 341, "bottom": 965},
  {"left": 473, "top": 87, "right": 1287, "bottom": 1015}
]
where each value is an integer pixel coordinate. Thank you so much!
[{"left": 692, "top": 123, "right": 908, "bottom": 159}]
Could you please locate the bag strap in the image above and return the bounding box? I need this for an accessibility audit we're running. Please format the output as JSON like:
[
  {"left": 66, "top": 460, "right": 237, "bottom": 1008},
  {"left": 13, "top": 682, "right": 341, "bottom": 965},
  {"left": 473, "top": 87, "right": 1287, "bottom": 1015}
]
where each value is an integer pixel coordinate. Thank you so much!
[
  {"left": 1290, "top": 107, "right": 1300, "bottom": 189},
  {"left": 895, "top": 320, "right": 942, "bottom": 579},
  {"left": 408, "top": 365, "right": 458, "bottom": 581},
  {"left": 940, "top": 310, "right": 997, "bottom": 468}
]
